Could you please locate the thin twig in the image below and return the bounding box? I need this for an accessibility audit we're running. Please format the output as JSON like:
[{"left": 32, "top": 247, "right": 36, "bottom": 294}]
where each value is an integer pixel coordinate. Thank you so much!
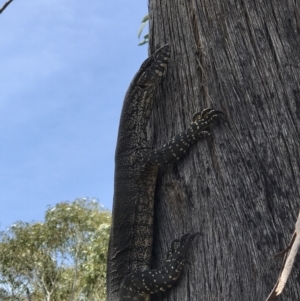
[
  {"left": 265, "top": 209, "right": 300, "bottom": 301},
  {"left": 0, "top": 0, "right": 13, "bottom": 14}
]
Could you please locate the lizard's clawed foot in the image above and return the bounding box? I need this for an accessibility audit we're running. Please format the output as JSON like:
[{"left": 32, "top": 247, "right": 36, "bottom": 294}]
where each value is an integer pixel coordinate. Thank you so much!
[
  {"left": 165, "top": 232, "right": 200, "bottom": 267},
  {"left": 192, "top": 108, "right": 226, "bottom": 138},
  {"left": 171, "top": 232, "right": 200, "bottom": 256},
  {"left": 192, "top": 108, "right": 226, "bottom": 125}
]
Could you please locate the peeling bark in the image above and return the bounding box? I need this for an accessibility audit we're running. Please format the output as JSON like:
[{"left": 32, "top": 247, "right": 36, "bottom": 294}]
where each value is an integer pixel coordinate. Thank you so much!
[
  {"left": 148, "top": 0, "right": 300, "bottom": 300},
  {"left": 266, "top": 209, "right": 300, "bottom": 301}
]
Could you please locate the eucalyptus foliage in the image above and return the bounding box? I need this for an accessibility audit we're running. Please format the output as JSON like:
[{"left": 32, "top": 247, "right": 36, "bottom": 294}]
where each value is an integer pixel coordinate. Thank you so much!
[
  {"left": 138, "top": 15, "right": 149, "bottom": 46},
  {"left": 0, "top": 198, "right": 111, "bottom": 301}
]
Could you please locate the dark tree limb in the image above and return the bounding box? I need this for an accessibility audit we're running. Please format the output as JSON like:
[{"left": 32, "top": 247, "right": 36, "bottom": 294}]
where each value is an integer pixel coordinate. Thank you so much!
[
  {"left": 0, "top": 0, "right": 13, "bottom": 14},
  {"left": 266, "top": 210, "right": 300, "bottom": 301}
]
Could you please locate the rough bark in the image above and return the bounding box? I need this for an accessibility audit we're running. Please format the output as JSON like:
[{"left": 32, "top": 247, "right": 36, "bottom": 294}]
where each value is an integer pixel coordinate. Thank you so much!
[{"left": 148, "top": 0, "right": 300, "bottom": 300}]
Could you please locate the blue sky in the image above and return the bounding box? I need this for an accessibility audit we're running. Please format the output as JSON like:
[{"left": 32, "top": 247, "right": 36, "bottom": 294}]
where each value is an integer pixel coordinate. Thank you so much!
[{"left": 0, "top": 0, "right": 148, "bottom": 229}]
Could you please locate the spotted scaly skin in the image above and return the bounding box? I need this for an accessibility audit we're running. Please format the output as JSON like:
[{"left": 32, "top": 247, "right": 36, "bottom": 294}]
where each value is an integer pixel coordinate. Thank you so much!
[
  {"left": 107, "top": 44, "right": 224, "bottom": 301},
  {"left": 120, "top": 233, "right": 199, "bottom": 301}
]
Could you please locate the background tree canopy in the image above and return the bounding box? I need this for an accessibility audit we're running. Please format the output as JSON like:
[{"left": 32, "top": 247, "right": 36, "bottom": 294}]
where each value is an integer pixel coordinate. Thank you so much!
[{"left": 0, "top": 198, "right": 111, "bottom": 301}]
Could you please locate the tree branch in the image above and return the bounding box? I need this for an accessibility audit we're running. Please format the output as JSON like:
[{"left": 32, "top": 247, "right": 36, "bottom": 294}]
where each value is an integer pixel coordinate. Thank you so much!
[
  {"left": 0, "top": 0, "right": 13, "bottom": 14},
  {"left": 265, "top": 209, "right": 300, "bottom": 301}
]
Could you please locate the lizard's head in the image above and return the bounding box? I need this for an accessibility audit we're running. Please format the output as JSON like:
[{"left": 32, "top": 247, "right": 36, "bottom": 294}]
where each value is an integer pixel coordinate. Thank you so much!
[{"left": 134, "top": 44, "right": 171, "bottom": 88}]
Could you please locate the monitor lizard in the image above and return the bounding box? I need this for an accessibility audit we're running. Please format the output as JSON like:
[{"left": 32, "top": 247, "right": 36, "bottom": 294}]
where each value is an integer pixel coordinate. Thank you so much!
[{"left": 107, "top": 44, "right": 224, "bottom": 301}]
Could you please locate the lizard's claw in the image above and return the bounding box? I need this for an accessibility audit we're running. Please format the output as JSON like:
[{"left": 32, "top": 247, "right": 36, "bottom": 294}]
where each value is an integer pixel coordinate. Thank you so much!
[{"left": 193, "top": 108, "right": 225, "bottom": 124}]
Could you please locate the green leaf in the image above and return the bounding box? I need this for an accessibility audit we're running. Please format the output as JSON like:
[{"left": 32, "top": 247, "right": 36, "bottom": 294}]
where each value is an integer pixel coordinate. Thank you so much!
[
  {"left": 137, "top": 14, "right": 149, "bottom": 39},
  {"left": 141, "top": 15, "right": 149, "bottom": 23},
  {"left": 138, "top": 34, "right": 149, "bottom": 46}
]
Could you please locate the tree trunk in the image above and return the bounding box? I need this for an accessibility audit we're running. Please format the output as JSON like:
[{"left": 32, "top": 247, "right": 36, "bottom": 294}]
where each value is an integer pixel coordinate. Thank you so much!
[{"left": 148, "top": 0, "right": 300, "bottom": 300}]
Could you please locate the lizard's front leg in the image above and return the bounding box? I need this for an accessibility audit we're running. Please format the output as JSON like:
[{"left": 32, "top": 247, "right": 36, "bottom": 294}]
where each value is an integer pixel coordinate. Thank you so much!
[
  {"left": 119, "top": 233, "right": 199, "bottom": 301},
  {"left": 149, "top": 108, "right": 225, "bottom": 165}
]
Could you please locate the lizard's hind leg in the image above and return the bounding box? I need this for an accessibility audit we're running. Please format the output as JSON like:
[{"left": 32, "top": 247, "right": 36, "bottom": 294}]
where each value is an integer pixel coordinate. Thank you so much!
[{"left": 119, "top": 233, "right": 199, "bottom": 301}]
